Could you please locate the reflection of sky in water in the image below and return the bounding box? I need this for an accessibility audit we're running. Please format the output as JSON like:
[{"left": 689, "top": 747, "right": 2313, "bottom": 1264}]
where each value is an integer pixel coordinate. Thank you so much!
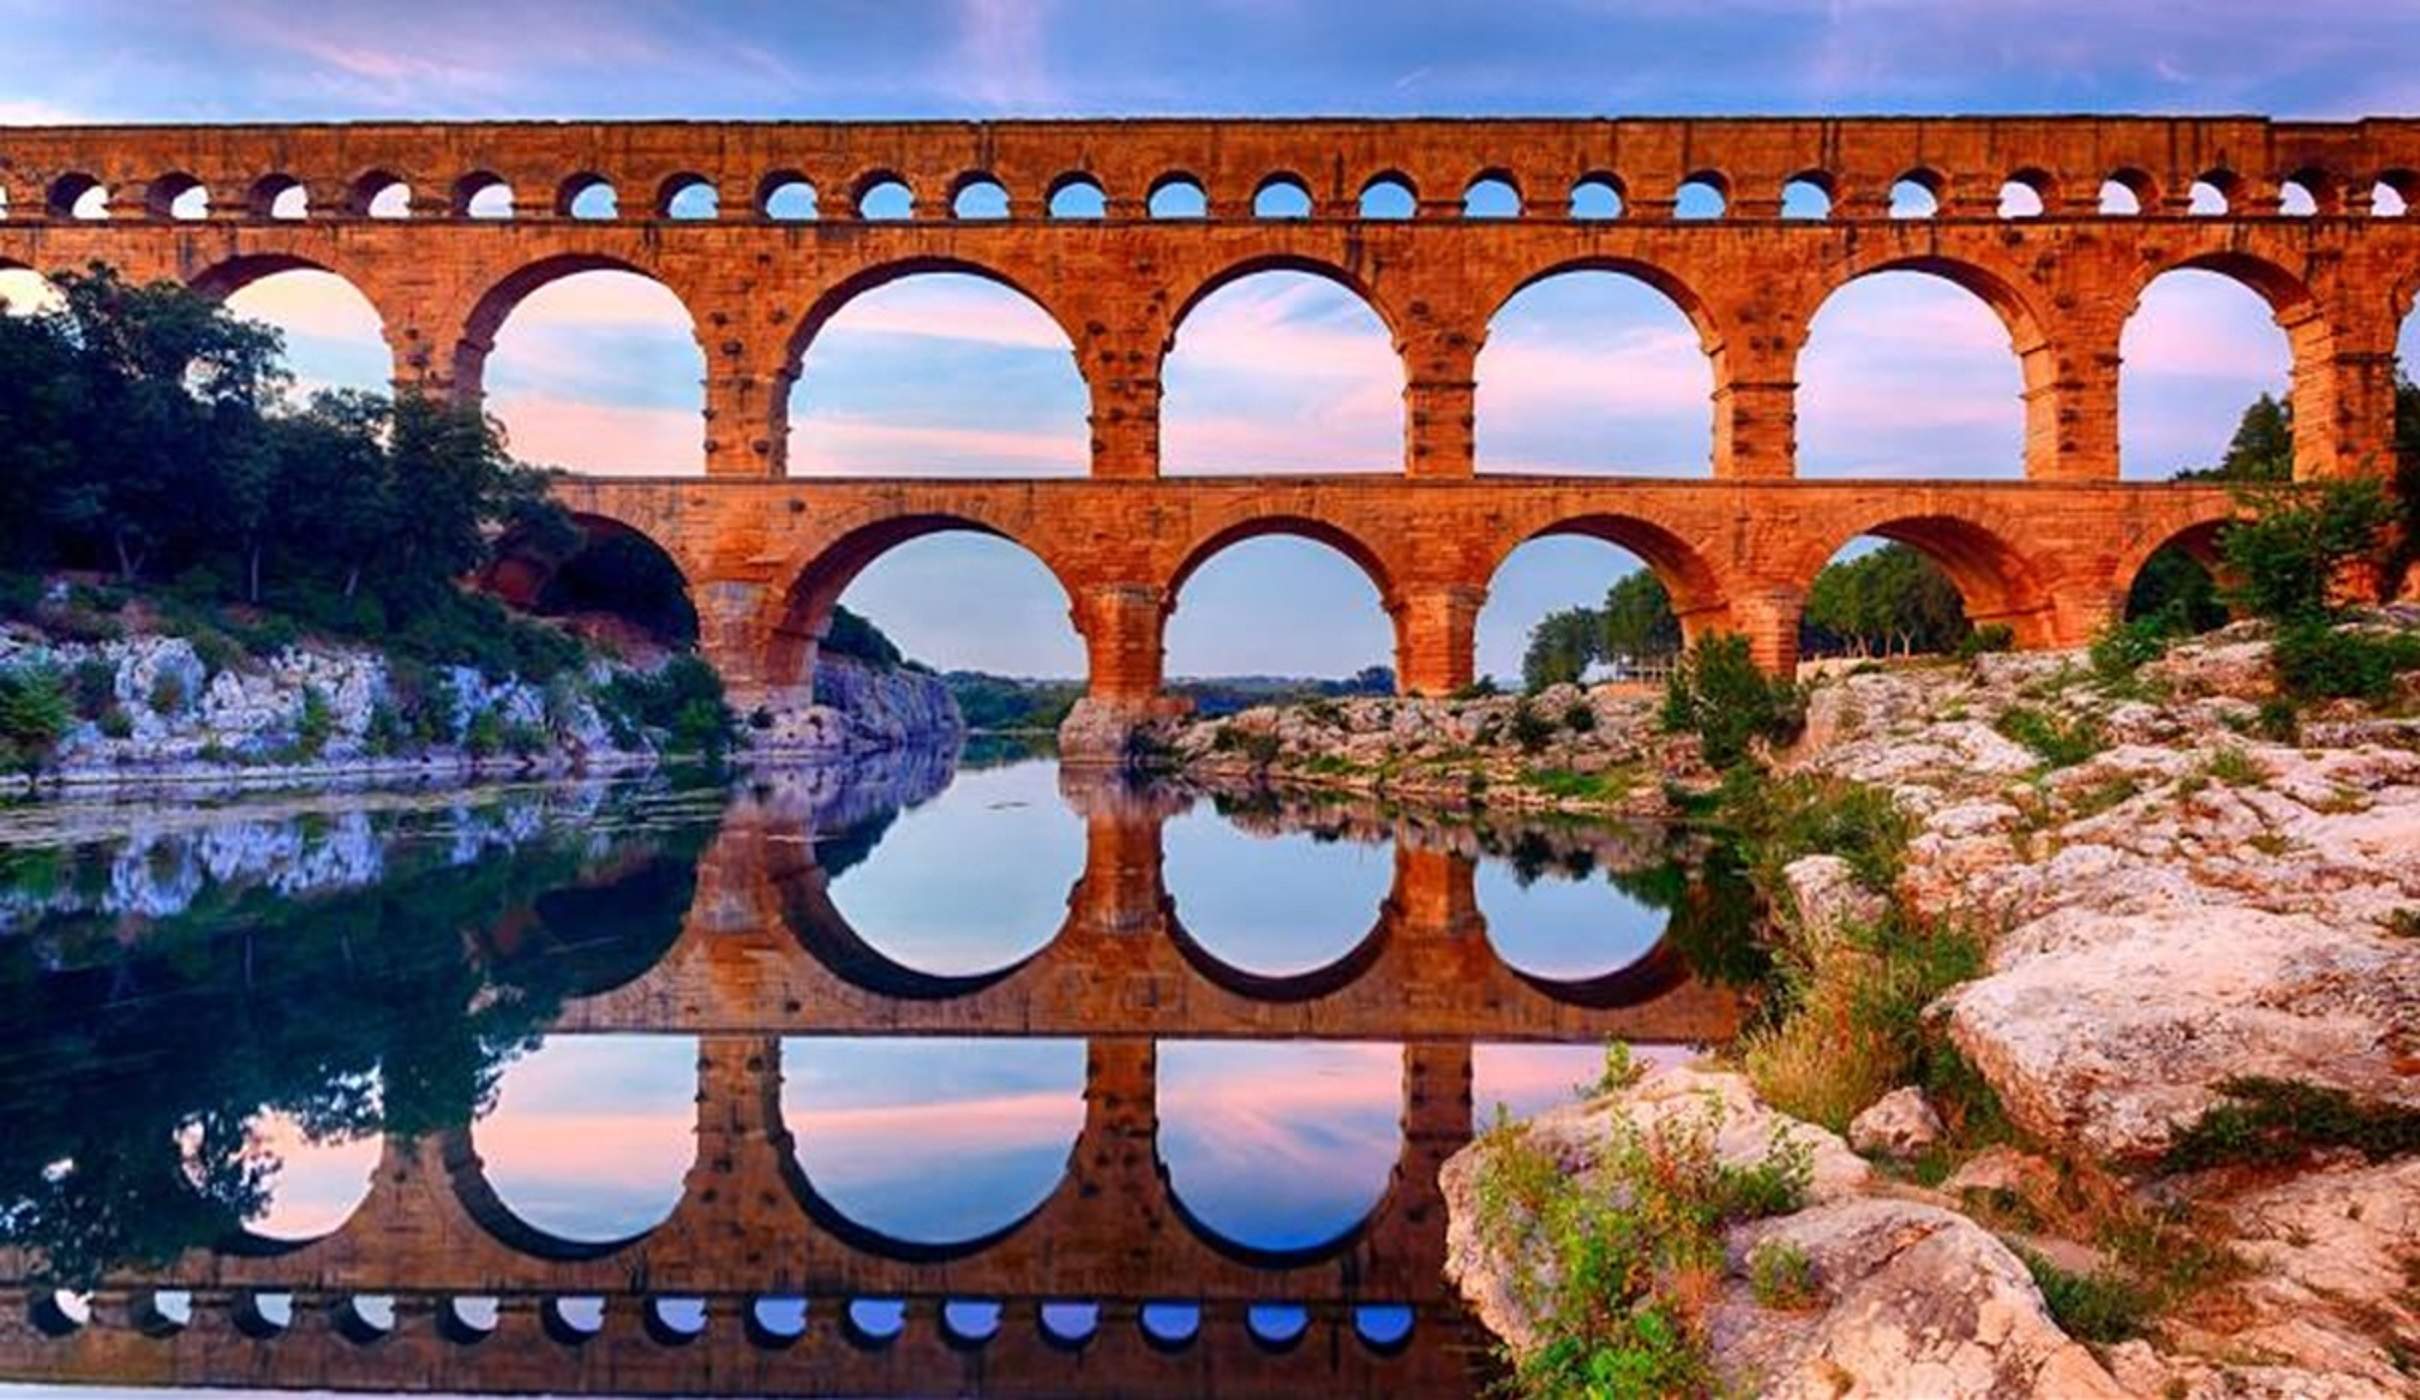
[
  {"left": 235, "top": 1110, "right": 382, "bottom": 1240},
  {"left": 782, "top": 1037, "right": 1085, "bottom": 1244},
  {"left": 1161, "top": 811, "right": 1393, "bottom": 975},
  {"left": 1473, "top": 1042, "right": 1701, "bottom": 1123},
  {"left": 476, "top": 1035, "right": 697, "bottom": 1241},
  {"left": 1156, "top": 1041, "right": 1399, "bottom": 1252},
  {"left": 1476, "top": 861, "right": 1668, "bottom": 980},
  {"left": 823, "top": 760, "right": 1084, "bottom": 975}
]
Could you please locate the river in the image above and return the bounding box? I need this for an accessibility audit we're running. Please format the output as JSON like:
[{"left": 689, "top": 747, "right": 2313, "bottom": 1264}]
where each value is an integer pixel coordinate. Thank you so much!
[{"left": 0, "top": 743, "right": 1758, "bottom": 1397}]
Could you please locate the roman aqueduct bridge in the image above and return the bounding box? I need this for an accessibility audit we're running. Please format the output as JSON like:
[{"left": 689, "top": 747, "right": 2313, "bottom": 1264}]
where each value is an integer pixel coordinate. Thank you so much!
[{"left": 7, "top": 116, "right": 2419, "bottom": 741}]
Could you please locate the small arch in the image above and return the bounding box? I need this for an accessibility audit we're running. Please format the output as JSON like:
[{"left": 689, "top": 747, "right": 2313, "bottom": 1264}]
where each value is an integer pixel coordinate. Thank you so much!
[
  {"left": 1247, "top": 1304, "right": 1310, "bottom": 1353},
  {"left": 1569, "top": 172, "right": 1623, "bottom": 220},
  {"left": 844, "top": 1299, "right": 907, "bottom": 1350},
  {"left": 2372, "top": 173, "right": 2414, "bottom": 217},
  {"left": 855, "top": 173, "right": 914, "bottom": 221},
  {"left": 440, "top": 1296, "right": 500, "bottom": 1344},
  {"left": 1139, "top": 1302, "right": 1201, "bottom": 1352},
  {"left": 746, "top": 1297, "right": 808, "bottom": 1349},
  {"left": 941, "top": 1300, "right": 1003, "bottom": 1349},
  {"left": 29, "top": 1291, "right": 90, "bottom": 1338},
  {"left": 759, "top": 172, "right": 818, "bottom": 220},
  {"left": 1463, "top": 171, "right": 1521, "bottom": 219},
  {"left": 1253, "top": 173, "right": 1313, "bottom": 219},
  {"left": 2100, "top": 169, "right": 2155, "bottom": 216},
  {"left": 557, "top": 171, "right": 615, "bottom": 218},
  {"left": 1889, "top": 171, "right": 1941, "bottom": 219},
  {"left": 1675, "top": 171, "right": 1727, "bottom": 219},
  {"left": 2280, "top": 167, "right": 2336, "bottom": 216},
  {"left": 48, "top": 172, "right": 107, "bottom": 220},
  {"left": 147, "top": 171, "right": 209, "bottom": 221},
  {"left": 645, "top": 1297, "right": 708, "bottom": 1345},
  {"left": 2189, "top": 175, "right": 2233, "bottom": 215},
  {"left": 1039, "top": 1301, "right": 1099, "bottom": 1349},
  {"left": 1781, "top": 173, "right": 1833, "bottom": 219},
  {"left": 1148, "top": 172, "right": 1209, "bottom": 219},
  {"left": 234, "top": 1292, "right": 294, "bottom": 1340},
  {"left": 543, "top": 1296, "right": 605, "bottom": 1345},
  {"left": 334, "top": 1296, "right": 396, "bottom": 1345},
  {"left": 133, "top": 1291, "right": 193, "bottom": 1339},
  {"left": 250, "top": 173, "right": 308, "bottom": 220},
  {"left": 1359, "top": 172, "right": 1416, "bottom": 220},
  {"left": 952, "top": 171, "right": 1011, "bottom": 219},
  {"left": 1999, "top": 168, "right": 2054, "bottom": 218},
  {"left": 1355, "top": 1304, "right": 1416, "bottom": 1355},
  {"left": 1806, "top": 515, "right": 2051, "bottom": 645},
  {"left": 453, "top": 171, "right": 514, "bottom": 219},
  {"left": 1045, "top": 174, "right": 1106, "bottom": 219},
  {"left": 657, "top": 172, "right": 718, "bottom": 220},
  {"left": 352, "top": 170, "right": 411, "bottom": 219}
]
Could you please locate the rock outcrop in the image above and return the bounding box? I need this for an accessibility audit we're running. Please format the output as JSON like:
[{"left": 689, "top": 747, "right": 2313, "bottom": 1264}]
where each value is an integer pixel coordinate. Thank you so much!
[{"left": 751, "top": 653, "right": 963, "bottom": 755}]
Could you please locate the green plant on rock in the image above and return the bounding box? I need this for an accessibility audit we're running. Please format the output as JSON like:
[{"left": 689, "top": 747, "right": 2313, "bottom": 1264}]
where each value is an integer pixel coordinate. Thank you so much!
[
  {"left": 2088, "top": 616, "right": 2172, "bottom": 682},
  {"left": 1470, "top": 1093, "right": 1813, "bottom": 1400},
  {"left": 2017, "top": 1247, "right": 2154, "bottom": 1344},
  {"left": 1994, "top": 705, "right": 2106, "bottom": 770},
  {"left": 70, "top": 658, "right": 117, "bottom": 720},
  {"left": 96, "top": 705, "right": 133, "bottom": 740},
  {"left": 1661, "top": 633, "right": 1804, "bottom": 771},
  {"left": 1955, "top": 623, "right": 2015, "bottom": 660},
  {"left": 462, "top": 705, "right": 505, "bottom": 759},
  {"left": 1747, "top": 1238, "right": 1819, "bottom": 1311},
  {"left": 146, "top": 669, "right": 186, "bottom": 716},
  {"left": 1508, "top": 698, "right": 1557, "bottom": 755},
  {"left": 290, "top": 684, "right": 335, "bottom": 760},
  {"left": 2161, "top": 1076, "right": 2420, "bottom": 1173},
  {"left": 0, "top": 665, "right": 72, "bottom": 773}
]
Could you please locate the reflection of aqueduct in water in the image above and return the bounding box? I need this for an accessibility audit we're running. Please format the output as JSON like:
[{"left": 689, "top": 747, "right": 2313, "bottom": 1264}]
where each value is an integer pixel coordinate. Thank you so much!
[
  {"left": 0, "top": 769, "right": 1737, "bottom": 1395},
  {"left": 8, "top": 116, "right": 2416, "bottom": 741}
]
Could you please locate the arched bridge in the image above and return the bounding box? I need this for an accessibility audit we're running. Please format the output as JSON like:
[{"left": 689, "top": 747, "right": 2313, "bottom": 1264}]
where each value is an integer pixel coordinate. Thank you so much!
[{"left": 6, "top": 115, "right": 2414, "bottom": 738}]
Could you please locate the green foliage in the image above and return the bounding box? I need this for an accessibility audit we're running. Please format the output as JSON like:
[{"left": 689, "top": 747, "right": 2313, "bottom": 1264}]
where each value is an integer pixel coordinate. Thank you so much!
[
  {"left": 1519, "top": 766, "right": 1637, "bottom": 803},
  {"left": 69, "top": 658, "right": 116, "bottom": 720},
  {"left": 1803, "top": 543, "right": 1971, "bottom": 657},
  {"left": 2017, "top": 1248, "right": 2155, "bottom": 1344},
  {"left": 289, "top": 685, "right": 334, "bottom": 760},
  {"left": 96, "top": 705, "right": 133, "bottom": 740},
  {"left": 2124, "top": 547, "right": 2230, "bottom": 634},
  {"left": 0, "top": 665, "right": 73, "bottom": 772},
  {"left": 2088, "top": 616, "right": 2173, "bottom": 681},
  {"left": 2161, "top": 1077, "right": 2420, "bottom": 1173},
  {"left": 146, "top": 669, "right": 185, "bottom": 716},
  {"left": 1452, "top": 677, "right": 1501, "bottom": 701},
  {"left": 2178, "top": 392, "right": 2295, "bottom": 484},
  {"left": 597, "top": 655, "right": 738, "bottom": 759},
  {"left": 1471, "top": 1093, "right": 1812, "bottom": 1399},
  {"left": 2271, "top": 618, "right": 2420, "bottom": 702},
  {"left": 1563, "top": 701, "right": 1595, "bottom": 733},
  {"left": 820, "top": 604, "right": 902, "bottom": 669},
  {"left": 1955, "top": 623, "right": 2015, "bottom": 659},
  {"left": 2220, "top": 478, "right": 2394, "bottom": 624},
  {"left": 462, "top": 706, "right": 505, "bottom": 759},
  {"left": 1994, "top": 705, "right": 2107, "bottom": 769},
  {"left": 1522, "top": 606, "right": 1600, "bottom": 691},
  {"left": 1723, "top": 771, "right": 1915, "bottom": 891},
  {"left": 1662, "top": 633, "right": 1803, "bottom": 771},
  {"left": 1508, "top": 698, "right": 1557, "bottom": 754},
  {"left": 1748, "top": 1239, "right": 1818, "bottom": 1311}
]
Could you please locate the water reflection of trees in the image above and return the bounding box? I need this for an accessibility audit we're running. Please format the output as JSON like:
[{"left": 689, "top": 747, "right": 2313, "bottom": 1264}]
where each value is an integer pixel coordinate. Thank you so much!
[{"left": 0, "top": 789, "right": 705, "bottom": 1285}]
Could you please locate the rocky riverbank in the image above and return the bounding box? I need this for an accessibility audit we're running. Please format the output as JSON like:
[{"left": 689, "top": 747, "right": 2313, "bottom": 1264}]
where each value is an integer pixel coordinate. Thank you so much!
[{"left": 1426, "top": 620, "right": 2420, "bottom": 1397}]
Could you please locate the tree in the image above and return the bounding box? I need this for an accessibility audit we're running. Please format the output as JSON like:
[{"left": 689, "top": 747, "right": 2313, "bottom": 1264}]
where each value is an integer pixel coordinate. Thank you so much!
[
  {"left": 1802, "top": 544, "right": 1969, "bottom": 656},
  {"left": 1600, "top": 571, "right": 1680, "bottom": 662},
  {"left": 2179, "top": 393, "right": 2294, "bottom": 483},
  {"left": 1523, "top": 607, "right": 1601, "bottom": 690}
]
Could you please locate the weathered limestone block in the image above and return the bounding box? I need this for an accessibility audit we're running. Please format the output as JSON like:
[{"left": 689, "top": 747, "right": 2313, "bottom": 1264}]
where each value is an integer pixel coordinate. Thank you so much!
[{"left": 1847, "top": 1087, "right": 1945, "bottom": 1159}]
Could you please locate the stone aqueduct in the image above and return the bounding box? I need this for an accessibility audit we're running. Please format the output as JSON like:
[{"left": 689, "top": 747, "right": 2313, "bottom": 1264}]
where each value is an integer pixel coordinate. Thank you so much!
[{"left": 7, "top": 116, "right": 2420, "bottom": 731}]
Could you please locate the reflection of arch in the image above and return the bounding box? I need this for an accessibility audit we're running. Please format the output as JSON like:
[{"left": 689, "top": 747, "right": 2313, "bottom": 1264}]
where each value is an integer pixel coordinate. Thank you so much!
[
  {"left": 1164, "top": 514, "right": 1399, "bottom": 611},
  {"left": 1486, "top": 513, "right": 1730, "bottom": 635},
  {"left": 763, "top": 512, "right": 1077, "bottom": 690},
  {"left": 775, "top": 854, "right": 1051, "bottom": 999},
  {"left": 1162, "top": 906, "right": 1391, "bottom": 1003},
  {"left": 1490, "top": 936, "right": 1694, "bottom": 1009},
  {"left": 445, "top": 1129, "right": 654, "bottom": 1262},
  {"left": 1808, "top": 515, "right": 2052, "bottom": 643},
  {"left": 455, "top": 254, "right": 699, "bottom": 397}
]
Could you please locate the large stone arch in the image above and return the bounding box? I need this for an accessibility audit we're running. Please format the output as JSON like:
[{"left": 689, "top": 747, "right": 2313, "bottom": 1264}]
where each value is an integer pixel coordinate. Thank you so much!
[
  {"left": 1163, "top": 252, "right": 1408, "bottom": 350},
  {"left": 2123, "top": 250, "right": 2336, "bottom": 480},
  {"left": 1480, "top": 510, "right": 1734, "bottom": 640},
  {"left": 182, "top": 252, "right": 411, "bottom": 388},
  {"left": 758, "top": 509, "right": 1082, "bottom": 693},
  {"left": 1799, "top": 512, "right": 2057, "bottom": 646},
  {"left": 1798, "top": 252, "right": 2052, "bottom": 478},
  {"left": 452, "top": 252, "right": 704, "bottom": 401},
  {"left": 480, "top": 508, "right": 704, "bottom": 647}
]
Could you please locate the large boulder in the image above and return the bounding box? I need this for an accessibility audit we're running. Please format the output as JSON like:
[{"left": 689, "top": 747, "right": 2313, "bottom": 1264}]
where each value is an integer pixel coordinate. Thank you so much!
[
  {"left": 1709, "top": 1199, "right": 2125, "bottom": 1399},
  {"left": 1936, "top": 906, "right": 2420, "bottom": 1161}
]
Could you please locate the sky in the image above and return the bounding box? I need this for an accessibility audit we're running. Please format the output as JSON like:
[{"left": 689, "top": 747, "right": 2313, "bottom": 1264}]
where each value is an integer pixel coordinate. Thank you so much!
[{"left": 5, "top": 0, "right": 2420, "bottom": 679}]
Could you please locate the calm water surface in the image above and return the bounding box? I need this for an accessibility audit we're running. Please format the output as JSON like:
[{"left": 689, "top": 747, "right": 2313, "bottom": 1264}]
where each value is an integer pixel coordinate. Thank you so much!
[{"left": 0, "top": 745, "right": 1756, "bottom": 1397}]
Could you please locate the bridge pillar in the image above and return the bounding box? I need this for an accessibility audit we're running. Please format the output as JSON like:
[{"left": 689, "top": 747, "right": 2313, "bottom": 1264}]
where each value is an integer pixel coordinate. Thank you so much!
[
  {"left": 2291, "top": 290, "right": 2402, "bottom": 482},
  {"left": 1730, "top": 584, "right": 1805, "bottom": 677},
  {"left": 2033, "top": 310, "right": 2122, "bottom": 481},
  {"left": 1391, "top": 583, "right": 1485, "bottom": 696},
  {"left": 1061, "top": 583, "right": 1188, "bottom": 764},
  {"left": 1711, "top": 378, "right": 1797, "bottom": 479},
  {"left": 703, "top": 366, "right": 787, "bottom": 477},
  {"left": 1403, "top": 331, "right": 1479, "bottom": 479},
  {"left": 691, "top": 577, "right": 790, "bottom": 711}
]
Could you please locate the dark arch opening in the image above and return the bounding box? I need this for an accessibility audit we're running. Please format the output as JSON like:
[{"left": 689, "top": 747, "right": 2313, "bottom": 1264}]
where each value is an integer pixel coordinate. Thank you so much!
[
  {"left": 2123, "top": 520, "right": 2234, "bottom": 633},
  {"left": 483, "top": 514, "right": 699, "bottom": 654},
  {"left": 952, "top": 172, "right": 1011, "bottom": 219},
  {"left": 1811, "top": 516, "right": 2049, "bottom": 647}
]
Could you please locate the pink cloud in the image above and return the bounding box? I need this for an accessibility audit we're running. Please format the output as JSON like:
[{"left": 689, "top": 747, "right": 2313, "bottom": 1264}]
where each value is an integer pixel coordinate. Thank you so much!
[
  {"left": 790, "top": 416, "right": 1087, "bottom": 475},
  {"left": 487, "top": 393, "right": 699, "bottom": 474}
]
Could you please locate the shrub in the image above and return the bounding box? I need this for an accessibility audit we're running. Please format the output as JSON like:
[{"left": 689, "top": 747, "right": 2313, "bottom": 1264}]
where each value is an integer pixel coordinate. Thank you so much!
[
  {"left": 0, "top": 666, "right": 72, "bottom": 771},
  {"left": 290, "top": 684, "right": 335, "bottom": 760},
  {"left": 2270, "top": 619, "right": 2420, "bottom": 702},
  {"left": 147, "top": 669, "right": 186, "bottom": 716},
  {"left": 1726, "top": 771, "right": 1914, "bottom": 891},
  {"left": 70, "top": 658, "right": 117, "bottom": 719},
  {"left": 1299, "top": 696, "right": 1343, "bottom": 727},
  {"left": 2018, "top": 1248, "right": 2153, "bottom": 1344},
  {"left": 2220, "top": 478, "right": 2393, "bottom": 623},
  {"left": 1748, "top": 1239, "right": 1819, "bottom": 1311},
  {"left": 596, "top": 654, "right": 738, "bottom": 759},
  {"left": 2253, "top": 697, "right": 2299, "bottom": 742},
  {"left": 502, "top": 721, "right": 549, "bottom": 758},
  {"left": 363, "top": 702, "right": 406, "bottom": 757},
  {"left": 96, "top": 705, "right": 133, "bottom": 740},
  {"left": 747, "top": 705, "right": 776, "bottom": 731},
  {"left": 1954, "top": 623, "right": 2015, "bottom": 660},
  {"left": 2161, "top": 1076, "right": 2420, "bottom": 1173},
  {"left": 184, "top": 625, "right": 243, "bottom": 680},
  {"left": 1662, "top": 633, "right": 1803, "bottom": 771},
  {"left": 1451, "top": 677, "right": 1500, "bottom": 700},
  {"left": 1995, "top": 705, "right": 2106, "bottom": 769},
  {"left": 1563, "top": 701, "right": 1596, "bottom": 733},
  {"left": 1508, "top": 698, "right": 1557, "bottom": 754},
  {"left": 2088, "top": 616, "right": 2171, "bottom": 680},
  {"left": 462, "top": 705, "right": 505, "bottom": 759}
]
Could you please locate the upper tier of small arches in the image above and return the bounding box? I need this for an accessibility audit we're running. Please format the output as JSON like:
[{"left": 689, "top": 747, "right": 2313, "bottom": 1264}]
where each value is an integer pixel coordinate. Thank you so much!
[{"left": 6, "top": 117, "right": 2420, "bottom": 224}]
